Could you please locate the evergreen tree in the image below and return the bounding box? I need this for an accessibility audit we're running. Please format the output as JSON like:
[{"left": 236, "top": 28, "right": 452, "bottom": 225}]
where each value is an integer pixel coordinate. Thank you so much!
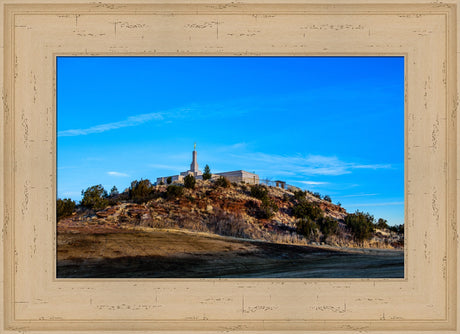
[
  {"left": 184, "top": 174, "right": 196, "bottom": 189},
  {"left": 166, "top": 184, "right": 183, "bottom": 199},
  {"left": 57, "top": 198, "right": 76, "bottom": 220},
  {"left": 345, "top": 210, "right": 375, "bottom": 243},
  {"left": 203, "top": 164, "right": 212, "bottom": 180},
  {"left": 317, "top": 216, "right": 338, "bottom": 239},
  {"left": 296, "top": 218, "right": 318, "bottom": 239},
  {"left": 80, "top": 185, "right": 108, "bottom": 210},
  {"left": 215, "top": 176, "right": 230, "bottom": 188},
  {"left": 110, "top": 186, "right": 119, "bottom": 197},
  {"left": 376, "top": 218, "right": 389, "bottom": 230},
  {"left": 129, "top": 179, "right": 154, "bottom": 203}
]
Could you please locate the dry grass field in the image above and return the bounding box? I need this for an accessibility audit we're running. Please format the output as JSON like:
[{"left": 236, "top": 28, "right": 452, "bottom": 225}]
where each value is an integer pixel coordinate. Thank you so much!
[{"left": 57, "top": 229, "right": 404, "bottom": 278}]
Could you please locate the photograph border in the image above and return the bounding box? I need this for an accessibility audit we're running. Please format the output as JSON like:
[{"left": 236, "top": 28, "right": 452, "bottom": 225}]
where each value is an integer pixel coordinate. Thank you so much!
[{"left": 0, "top": 1, "right": 458, "bottom": 333}]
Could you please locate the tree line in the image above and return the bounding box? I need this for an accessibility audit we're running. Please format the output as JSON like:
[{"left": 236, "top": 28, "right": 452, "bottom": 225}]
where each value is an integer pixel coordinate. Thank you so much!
[
  {"left": 57, "top": 164, "right": 217, "bottom": 219},
  {"left": 290, "top": 189, "right": 403, "bottom": 244}
]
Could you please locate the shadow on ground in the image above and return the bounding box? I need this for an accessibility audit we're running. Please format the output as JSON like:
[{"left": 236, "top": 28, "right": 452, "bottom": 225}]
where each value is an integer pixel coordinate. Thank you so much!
[{"left": 57, "top": 230, "right": 404, "bottom": 278}]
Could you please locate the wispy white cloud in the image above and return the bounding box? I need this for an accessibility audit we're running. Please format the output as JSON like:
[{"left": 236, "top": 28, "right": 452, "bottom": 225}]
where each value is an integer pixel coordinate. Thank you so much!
[
  {"left": 228, "top": 142, "right": 247, "bottom": 150},
  {"left": 58, "top": 112, "right": 164, "bottom": 137},
  {"left": 298, "top": 181, "right": 329, "bottom": 185},
  {"left": 229, "top": 152, "right": 392, "bottom": 177},
  {"left": 58, "top": 100, "right": 252, "bottom": 138},
  {"left": 353, "top": 164, "right": 392, "bottom": 170},
  {"left": 107, "top": 171, "right": 130, "bottom": 177}
]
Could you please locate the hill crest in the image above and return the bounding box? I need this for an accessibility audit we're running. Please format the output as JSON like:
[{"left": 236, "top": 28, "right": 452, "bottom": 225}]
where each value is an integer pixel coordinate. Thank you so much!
[{"left": 58, "top": 179, "right": 404, "bottom": 250}]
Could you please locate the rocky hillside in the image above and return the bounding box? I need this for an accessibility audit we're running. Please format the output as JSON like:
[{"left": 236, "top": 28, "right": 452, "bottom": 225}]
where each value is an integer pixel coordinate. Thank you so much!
[{"left": 58, "top": 179, "right": 404, "bottom": 249}]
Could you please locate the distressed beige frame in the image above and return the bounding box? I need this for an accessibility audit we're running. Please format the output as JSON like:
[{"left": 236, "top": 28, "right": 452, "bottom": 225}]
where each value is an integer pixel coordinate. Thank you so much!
[{"left": 0, "top": 0, "right": 458, "bottom": 333}]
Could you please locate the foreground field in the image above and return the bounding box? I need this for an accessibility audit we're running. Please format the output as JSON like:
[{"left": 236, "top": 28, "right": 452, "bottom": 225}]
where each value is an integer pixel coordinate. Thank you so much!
[{"left": 57, "top": 229, "right": 404, "bottom": 278}]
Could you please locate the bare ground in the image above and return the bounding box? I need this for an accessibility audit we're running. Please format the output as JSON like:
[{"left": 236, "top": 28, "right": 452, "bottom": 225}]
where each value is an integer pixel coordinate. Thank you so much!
[{"left": 57, "top": 229, "right": 404, "bottom": 278}]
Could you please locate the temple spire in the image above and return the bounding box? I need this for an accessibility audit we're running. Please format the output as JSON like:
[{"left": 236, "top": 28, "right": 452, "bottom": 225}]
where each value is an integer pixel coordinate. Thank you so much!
[{"left": 190, "top": 143, "right": 199, "bottom": 173}]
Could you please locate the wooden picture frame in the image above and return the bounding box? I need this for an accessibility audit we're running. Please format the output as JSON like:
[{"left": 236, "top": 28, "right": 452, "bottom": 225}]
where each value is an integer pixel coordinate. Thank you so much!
[{"left": 0, "top": 0, "right": 457, "bottom": 332}]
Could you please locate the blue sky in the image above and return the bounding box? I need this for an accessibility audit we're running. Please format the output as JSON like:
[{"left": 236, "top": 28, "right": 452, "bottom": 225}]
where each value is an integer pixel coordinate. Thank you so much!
[{"left": 57, "top": 56, "right": 404, "bottom": 225}]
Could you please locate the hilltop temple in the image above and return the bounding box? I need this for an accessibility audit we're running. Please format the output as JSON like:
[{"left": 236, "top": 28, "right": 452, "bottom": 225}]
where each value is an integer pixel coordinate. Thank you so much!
[{"left": 156, "top": 145, "right": 259, "bottom": 185}]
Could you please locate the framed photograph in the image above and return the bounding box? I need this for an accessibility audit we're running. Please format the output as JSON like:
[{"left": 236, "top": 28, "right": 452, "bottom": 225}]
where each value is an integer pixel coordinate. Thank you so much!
[
  {"left": 56, "top": 55, "right": 405, "bottom": 280},
  {"left": 0, "top": 0, "right": 457, "bottom": 333}
]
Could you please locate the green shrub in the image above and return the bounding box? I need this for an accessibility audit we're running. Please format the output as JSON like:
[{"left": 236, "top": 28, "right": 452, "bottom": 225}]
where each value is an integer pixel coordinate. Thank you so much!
[
  {"left": 116, "top": 191, "right": 129, "bottom": 201},
  {"left": 166, "top": 176, "right": 172, "bottom": 185},
  {"left": 245, "top": 200, "right": 259, "bottom": 217},
  {"left": 296, "top": 218, "right": 318, "bottom": 239},
  {"left": 109, "top": 186, "right": 119, "bottom": 197},
  {"left": 345, "top": 211, "right": 375, "bottom": 243},
  {"left": 375, "top": 218, "right": 389, "bottom": 230},
  {"left": 56, "top": 198, "right": 76, "bottom": 220},
  {"left": 323, "top": 195, "right": 332, "bottom": 202},
  {"left": 318, "top": 216, "right": 338, "bottom": 239},
  {"left": 313, "top": 192, "right": 321, "bottom": 199},
  {"left": 250, "top": 184, "right": 268, "bottom": 199},
  {"left": 215, "top": 176, "right": 230, "bottom": 188},
  {"left": 283, "top": 193, "right": 291, "bottom": 202},
  {"left": 184, "top": 174, "right": 196, "bottom": 189},
  {"left": 247, "top": 184, "right": 278, "bottom": 219},
  {"left": 292, "top": 200, "right": 322, "bottom": 221},
  {"left": 260, "top": 197, "right": 279, "bottom": 219},
  {"left": 389, "top": 224, "right": 404, "bottom": 234},
  {"left": 166, "top": 184, "right": 183, "bottom": 199},
  {"left": 129, "top": 179, "right": 155, "bottom": 203},
  {"left": 81, "top": 185, "right": 108, "bottom": 210},
  {"left": 202, "top": 164, "right": 212, "bottom": 180},
  {"left": 293, "top": 190, "right": 306, "bottom": 202}
]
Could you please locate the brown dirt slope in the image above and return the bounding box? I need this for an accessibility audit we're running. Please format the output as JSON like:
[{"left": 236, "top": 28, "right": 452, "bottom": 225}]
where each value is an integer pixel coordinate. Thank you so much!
[{"left": 58, "top": 180, "right": 403, "bottom": 249}]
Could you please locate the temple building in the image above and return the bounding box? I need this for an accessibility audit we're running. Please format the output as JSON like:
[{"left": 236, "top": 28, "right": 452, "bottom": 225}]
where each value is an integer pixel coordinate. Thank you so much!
[
  {"left": 156, "top": 145, "right": 259, "bottom": 185},
  {"left": 214, "top": 170, "right": 259, "bottom": 185}
]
